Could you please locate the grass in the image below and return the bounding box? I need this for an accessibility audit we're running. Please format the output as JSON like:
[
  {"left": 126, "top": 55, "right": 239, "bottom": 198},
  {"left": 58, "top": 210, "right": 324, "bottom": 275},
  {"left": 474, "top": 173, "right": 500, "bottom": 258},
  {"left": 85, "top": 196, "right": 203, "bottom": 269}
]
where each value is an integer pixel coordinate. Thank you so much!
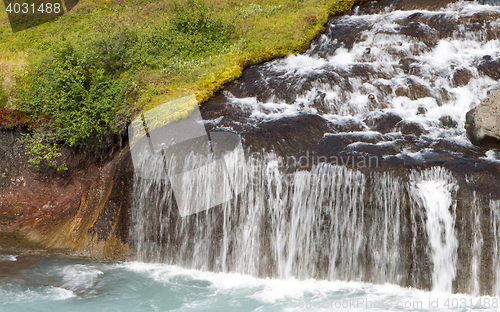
[{"left": 0, "top": 0, "right": 361, "bottom": 165}]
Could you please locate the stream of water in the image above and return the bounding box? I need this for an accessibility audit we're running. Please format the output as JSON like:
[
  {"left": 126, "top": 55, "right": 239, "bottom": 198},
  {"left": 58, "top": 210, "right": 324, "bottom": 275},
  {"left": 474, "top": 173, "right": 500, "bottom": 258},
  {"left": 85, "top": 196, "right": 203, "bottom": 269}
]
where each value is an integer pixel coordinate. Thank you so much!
[{"left": 2, "top": 256, "right": 500, "bottom": 312}]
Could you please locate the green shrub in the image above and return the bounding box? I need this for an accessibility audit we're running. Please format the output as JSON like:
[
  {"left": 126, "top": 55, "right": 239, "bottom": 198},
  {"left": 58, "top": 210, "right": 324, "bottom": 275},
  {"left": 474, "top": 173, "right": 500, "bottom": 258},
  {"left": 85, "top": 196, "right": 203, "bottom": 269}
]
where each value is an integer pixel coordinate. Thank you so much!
[
  {"left": 20, "top": 39, "right": 136, "bottom": 169},
  {"left": 89, "top": 28, "right": 140, "bottom": 75},
  {"left": 0, "top": 81, "right": 7, "bottom": 108},
  {"left": 23, "top": 41, "right": 133, "bottom": 146},
  {"left": 18, "top": 132, "right": 67, "bottom": 171}
]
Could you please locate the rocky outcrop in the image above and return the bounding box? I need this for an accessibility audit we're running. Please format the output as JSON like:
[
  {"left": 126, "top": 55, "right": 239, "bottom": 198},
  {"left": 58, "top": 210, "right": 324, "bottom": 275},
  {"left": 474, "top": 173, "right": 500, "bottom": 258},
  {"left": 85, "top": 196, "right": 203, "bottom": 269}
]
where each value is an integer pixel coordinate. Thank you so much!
[
  {"left": 0, "top": 129, "right": 129, "bottom": 259},
  {"left": 466, "top": 90, "right": 500, "bottom": 149}
]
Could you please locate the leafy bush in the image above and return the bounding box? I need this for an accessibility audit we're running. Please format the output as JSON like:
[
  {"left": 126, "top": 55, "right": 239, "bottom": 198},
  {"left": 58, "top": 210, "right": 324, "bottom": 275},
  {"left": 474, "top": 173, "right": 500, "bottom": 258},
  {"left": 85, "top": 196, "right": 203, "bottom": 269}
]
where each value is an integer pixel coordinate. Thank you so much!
[
  {"left": 24, "top": 41, "right": 134, "bottom": 146},
  {"left": 0, "top": 81, "right": 7, "bottom": 108},
  {"left": 89, "top": 28, "right": 140, "bottom": 75},
  {"left": 20, "top": 40, "right": 136, "bottom": 169},
  {"left": 18, "top": 132, "right": 67, "bottom": 171}
]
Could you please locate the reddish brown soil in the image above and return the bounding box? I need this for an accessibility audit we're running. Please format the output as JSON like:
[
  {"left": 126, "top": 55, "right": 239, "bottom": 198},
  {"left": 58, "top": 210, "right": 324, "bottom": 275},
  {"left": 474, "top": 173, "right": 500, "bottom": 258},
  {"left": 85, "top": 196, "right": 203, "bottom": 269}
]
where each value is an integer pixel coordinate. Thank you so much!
[{"left": 0, "top": 130, "right": 118, "bottom": 241}]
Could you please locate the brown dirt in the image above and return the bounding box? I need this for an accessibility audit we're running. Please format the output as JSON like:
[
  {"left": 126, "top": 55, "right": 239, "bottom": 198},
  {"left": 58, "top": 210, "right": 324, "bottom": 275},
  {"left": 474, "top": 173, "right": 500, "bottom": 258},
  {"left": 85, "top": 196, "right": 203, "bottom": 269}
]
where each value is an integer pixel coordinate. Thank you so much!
[{"left": 0, "top": 130, "right": 126, "bottom": 258}]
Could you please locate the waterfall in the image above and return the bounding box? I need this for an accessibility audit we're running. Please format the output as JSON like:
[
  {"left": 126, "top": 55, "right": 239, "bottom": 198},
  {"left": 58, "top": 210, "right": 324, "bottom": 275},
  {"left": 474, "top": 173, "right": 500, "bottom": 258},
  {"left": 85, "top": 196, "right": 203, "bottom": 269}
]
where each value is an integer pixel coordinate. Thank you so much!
[
  {"left": 125, "top": 0, "right": 500, "bottom": 296},
  {"left": 129, "top": 147, "right": 479, "bottom": 291},
  {"left": 470, "top": 192, "right": 483, "bottom": 297},
  {"left": 491, "top": 200, "right": 500, "bottom": 296},
  {"left": 129, "top": 150, "right": 408, "bottom": 283},
  {"left": 409, "top": 168, "right": 458, "bottom": 293}
]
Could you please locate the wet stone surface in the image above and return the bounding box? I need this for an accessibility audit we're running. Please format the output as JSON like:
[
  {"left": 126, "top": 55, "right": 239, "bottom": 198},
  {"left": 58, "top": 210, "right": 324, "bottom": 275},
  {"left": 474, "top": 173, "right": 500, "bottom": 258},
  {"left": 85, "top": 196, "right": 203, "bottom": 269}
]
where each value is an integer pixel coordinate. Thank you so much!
[{"left": 200, "top": 0, "right": 500, "bottom": 174}]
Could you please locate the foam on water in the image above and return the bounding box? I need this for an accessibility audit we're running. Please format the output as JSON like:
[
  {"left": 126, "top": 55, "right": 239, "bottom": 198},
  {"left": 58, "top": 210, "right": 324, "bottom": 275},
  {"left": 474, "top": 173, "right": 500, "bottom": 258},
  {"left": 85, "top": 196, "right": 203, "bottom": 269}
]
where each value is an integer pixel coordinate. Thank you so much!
[
  {"left": 409, "top": 168, "right": 458, "bottom": 293},
  {"left": 1, "top": 257, "right": 500, "bottom": 311},
  {"left": 0, "top": 255, "right": 17, "bottom": 261},
  {"left": 60, "top": 264, "right": 104, "bottom": 291},
  {"left": 0, "top": 285, "right": 75, "bottom": 304},
  {"left": 120, "top": 261, "right": 500, "bottom": 311},
  {"left": 218, "top": 1, "right": 500, "bottom": 147},
  {"left": 481, "top": 150, "right": 500, "bottom": 162}
]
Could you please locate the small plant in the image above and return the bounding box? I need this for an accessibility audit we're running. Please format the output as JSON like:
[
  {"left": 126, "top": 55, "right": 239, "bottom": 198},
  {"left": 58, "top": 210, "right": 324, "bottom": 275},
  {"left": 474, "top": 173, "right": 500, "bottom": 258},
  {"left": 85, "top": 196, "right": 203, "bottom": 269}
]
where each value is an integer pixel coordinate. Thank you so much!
[
  {"left": 171, "top": 0, "right": 233, "bottom": 38},
  {"left": 18, "top": 132, "right": 67, "bottom": 171},
  {"left": 0, "top": 81, "right": 7, "bottom": 108}
]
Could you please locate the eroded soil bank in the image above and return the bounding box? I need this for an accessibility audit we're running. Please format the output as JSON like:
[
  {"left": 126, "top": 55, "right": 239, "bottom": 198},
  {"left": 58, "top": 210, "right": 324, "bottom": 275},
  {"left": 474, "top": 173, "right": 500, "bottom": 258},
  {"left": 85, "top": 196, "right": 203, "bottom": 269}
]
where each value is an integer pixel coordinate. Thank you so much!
[{"left": 0, "top": 130, "right": 129, "bottom": 259}]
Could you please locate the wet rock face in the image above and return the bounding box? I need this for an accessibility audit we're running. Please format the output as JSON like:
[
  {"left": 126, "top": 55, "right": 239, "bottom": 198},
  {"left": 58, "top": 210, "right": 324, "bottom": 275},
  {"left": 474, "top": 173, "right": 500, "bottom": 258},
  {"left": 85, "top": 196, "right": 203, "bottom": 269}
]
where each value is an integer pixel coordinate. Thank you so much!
[
  {"left": 0, "top": 129, "right": 128, "bottom": 258},
  {"left": 394, "top": 79, "right": 433, "bottom": 101},
  {"left": 440, "top": 116, "right": 459, "bottom": 129},
  {"left": 242, "top": 115, "right": 335, "bottom": 157},
  {"left": 477, "top": 59, "right": 500, "bottom": 80},
  {"left": 452, "top": 68, "right": 472, "bottom": 87},
  {"left": 466, "top": 90, "right": 500, "bottom": 149},
  {"left": 0, "top": 130, "right": 83, "bottom": 235},
  {"left": 396, "top": 120, "right": 428, "bottom": 137},
  {"left": 363, "top": 113, "right": 402, "bottom": 134}
]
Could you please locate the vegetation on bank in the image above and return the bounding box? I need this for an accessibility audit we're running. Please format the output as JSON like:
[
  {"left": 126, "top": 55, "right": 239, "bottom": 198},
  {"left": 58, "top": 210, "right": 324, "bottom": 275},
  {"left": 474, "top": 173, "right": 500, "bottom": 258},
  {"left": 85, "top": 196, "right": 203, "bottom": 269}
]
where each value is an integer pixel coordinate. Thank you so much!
[{"left": 0, "top": 0, "right": 360, "bottom": 169}]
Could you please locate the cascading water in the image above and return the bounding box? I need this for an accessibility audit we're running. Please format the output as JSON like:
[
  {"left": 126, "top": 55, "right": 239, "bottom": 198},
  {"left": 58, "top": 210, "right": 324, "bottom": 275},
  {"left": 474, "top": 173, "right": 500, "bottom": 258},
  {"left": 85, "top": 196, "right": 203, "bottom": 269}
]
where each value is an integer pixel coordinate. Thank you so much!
[
  {"left": 470, "top": 192, "right": 483, "bottom": 297},
  {"left": 409, "top": 168, "right": 458, "bottom": 293},
  {"left": 491, "top": 200, "right": 500, "bottom": 296},
  {"left": 128, "top": 0, "right": 500, "bottom": 296},
  {"left": 213, "top": 1, "right": 500, "bottom": 139},
  {"left": 130, "top": 151, "right": 406, "bottom": 283}
]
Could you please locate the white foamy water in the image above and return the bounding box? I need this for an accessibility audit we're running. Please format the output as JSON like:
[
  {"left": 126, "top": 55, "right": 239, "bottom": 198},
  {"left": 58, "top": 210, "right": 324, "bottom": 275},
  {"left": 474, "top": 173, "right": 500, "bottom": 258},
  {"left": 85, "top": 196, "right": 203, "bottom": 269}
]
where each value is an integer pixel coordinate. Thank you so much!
[
  {"left": 219, "top": 1, "right": 500, "bottom": 147},
  {"left": 60, "top": 264, "right": 104, "bottom": 291},
  {"left": 1, "top": 258, "right": 500, "bottom": 312},
  {"left": 409, "top": 168, "right": 458, "bottom": 293},
  {"left": 0, "top": 285, "right": 75, "bottom": 305},
  {"left": 0, "top": 255, "right": 17, "bottom": 261}
]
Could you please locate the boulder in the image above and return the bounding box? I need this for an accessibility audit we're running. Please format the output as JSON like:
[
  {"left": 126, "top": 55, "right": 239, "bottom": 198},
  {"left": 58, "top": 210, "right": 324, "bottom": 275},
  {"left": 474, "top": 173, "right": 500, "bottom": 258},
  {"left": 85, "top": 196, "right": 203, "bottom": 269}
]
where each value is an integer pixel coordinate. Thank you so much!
[
  {"left": 363, "top": 112, "right": 402, "bottom": 134},
  {"left": 395, "top": 120, "right": 428, "bottom": 137},
  {"left": 466, "top": 90, "right": 500, "bottom": 149}
]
